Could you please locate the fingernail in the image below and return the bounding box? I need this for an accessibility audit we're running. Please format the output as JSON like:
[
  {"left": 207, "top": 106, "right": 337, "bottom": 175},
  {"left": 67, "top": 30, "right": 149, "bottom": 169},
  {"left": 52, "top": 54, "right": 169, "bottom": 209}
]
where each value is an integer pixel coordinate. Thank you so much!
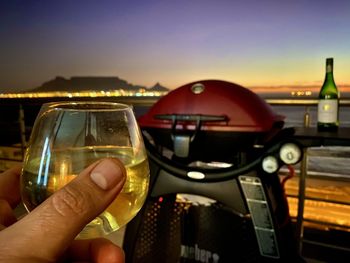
[{"left": 90, "top": 159, "right": 124, "bottom": 190}]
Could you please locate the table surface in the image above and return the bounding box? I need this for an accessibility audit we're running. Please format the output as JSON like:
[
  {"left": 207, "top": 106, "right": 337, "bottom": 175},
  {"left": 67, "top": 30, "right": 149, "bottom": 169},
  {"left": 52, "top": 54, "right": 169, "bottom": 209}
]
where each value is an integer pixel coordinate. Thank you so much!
[{"left": 292, "top": 127, "right": 350, "bottom": 147}]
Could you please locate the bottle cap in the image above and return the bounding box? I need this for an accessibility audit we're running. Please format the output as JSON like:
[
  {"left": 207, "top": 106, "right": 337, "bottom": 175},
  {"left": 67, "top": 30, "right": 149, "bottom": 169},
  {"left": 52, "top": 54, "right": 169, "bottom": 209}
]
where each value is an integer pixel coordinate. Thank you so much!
[{"left": 326, "top": 58, "right": 334, "bottom": 65}]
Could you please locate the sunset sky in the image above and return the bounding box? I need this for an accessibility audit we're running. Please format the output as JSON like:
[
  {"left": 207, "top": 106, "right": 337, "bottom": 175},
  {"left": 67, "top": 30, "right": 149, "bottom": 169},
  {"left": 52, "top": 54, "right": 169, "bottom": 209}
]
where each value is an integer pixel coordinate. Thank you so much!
[{"left": 1, "top": 0, "right": 350, "bottom": 92}]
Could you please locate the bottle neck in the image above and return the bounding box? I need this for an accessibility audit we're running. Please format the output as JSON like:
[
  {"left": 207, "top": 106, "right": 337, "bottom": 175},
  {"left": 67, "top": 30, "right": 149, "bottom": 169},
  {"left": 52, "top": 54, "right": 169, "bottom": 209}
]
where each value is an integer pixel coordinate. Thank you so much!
[
  {"left": 324, "top": 62, "right": 335, "bottom": 83},
  {"left": 326, "top": 63, "right": 333, "bottom": 73},
  {"left": 325, "top": 71, "right": 334, "bottom": 82}
]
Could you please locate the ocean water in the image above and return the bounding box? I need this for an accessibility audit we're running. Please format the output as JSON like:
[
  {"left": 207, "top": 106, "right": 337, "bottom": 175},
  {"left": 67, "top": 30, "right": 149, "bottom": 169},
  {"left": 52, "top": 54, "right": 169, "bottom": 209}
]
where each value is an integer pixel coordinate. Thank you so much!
[{"left": 272, "top": 105, "right": 350, "bottom": 128}]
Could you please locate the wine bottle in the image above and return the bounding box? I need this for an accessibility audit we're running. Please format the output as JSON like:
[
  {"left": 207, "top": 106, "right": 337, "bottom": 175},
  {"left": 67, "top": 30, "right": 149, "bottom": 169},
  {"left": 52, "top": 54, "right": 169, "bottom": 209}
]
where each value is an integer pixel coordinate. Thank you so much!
[{"left": 317, "top": 58, "right": 339, "bottom": 131}]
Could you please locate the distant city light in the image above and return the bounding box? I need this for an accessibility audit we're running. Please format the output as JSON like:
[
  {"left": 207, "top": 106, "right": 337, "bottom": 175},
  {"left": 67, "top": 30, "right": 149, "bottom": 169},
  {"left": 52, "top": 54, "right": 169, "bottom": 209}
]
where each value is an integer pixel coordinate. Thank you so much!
[
  {"left": 0, "top": 89, "right": 168, "bottom": 99},
  {"left": 291, "top": 90, "right": 313, "bottom": 97}
]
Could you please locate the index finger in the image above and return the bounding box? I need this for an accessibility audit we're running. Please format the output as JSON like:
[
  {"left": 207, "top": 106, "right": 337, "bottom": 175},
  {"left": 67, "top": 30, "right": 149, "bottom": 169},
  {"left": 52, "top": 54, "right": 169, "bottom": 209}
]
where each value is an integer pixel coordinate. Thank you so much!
[{"left": 0, "top": 164, "right": 22, "bottom": 208}]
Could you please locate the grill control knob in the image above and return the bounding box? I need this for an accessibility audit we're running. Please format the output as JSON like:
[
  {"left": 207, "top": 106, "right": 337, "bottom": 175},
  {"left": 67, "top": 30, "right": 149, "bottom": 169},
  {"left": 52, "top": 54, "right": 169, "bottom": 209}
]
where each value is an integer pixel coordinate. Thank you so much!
[
  {"left": 279, "top": 143, "right": 302, "bottom": 165},
  {"left": 262, "top": 156, "right": 279, "bottom": 174}
]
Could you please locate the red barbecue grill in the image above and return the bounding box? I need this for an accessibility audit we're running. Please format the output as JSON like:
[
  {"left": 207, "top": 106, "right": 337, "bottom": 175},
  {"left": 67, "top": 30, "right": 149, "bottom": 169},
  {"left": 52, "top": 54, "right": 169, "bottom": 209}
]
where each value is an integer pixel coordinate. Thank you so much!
[
  {"left": 138, "top": 80, "right": 285, "bottom": 164},
  {"left": 123, "top": 80, "right": 304, "bottom": 263}
]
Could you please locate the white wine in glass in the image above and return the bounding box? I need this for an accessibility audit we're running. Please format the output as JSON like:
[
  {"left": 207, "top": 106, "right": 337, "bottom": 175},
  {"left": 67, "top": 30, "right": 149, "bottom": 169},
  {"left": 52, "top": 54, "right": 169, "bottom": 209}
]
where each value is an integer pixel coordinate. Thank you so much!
[{"left": 20, "top": 102, "right": 150, "bottom": 239}]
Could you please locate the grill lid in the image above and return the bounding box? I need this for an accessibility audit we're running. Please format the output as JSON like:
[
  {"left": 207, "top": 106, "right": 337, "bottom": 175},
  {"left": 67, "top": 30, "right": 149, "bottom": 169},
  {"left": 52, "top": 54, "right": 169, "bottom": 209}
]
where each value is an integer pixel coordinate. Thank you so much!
[{"left": 138, "top": 80, "right": 284, "bottom": 132}]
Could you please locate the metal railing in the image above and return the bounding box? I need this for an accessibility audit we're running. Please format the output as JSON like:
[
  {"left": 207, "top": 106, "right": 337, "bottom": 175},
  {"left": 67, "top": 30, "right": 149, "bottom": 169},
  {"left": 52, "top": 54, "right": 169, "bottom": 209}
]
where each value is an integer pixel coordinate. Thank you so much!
[{"left": 266, "top": 98, "right": 350, "bottom": 256}]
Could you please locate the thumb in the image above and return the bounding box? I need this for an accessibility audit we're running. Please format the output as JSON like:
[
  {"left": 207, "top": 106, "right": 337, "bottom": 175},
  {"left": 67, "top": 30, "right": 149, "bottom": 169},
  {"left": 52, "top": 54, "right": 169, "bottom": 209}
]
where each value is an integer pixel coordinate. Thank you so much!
[{"left": 3, "top": 158, "right": 126, "bottom": 261}]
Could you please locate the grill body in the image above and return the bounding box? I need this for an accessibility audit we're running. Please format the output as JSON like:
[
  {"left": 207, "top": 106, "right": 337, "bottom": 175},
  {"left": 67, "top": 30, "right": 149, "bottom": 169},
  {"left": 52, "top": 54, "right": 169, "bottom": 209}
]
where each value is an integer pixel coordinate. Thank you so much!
[{"left": 123, "top": 80, "right": 303, "bottom": 263}]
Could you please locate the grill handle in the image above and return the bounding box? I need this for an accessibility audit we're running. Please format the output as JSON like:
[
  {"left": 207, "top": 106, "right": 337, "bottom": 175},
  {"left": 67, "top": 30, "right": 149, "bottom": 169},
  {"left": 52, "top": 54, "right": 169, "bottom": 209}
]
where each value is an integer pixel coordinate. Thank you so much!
[
  {"left": 143, "top": 136, "right": 282, "bottom": 182},
  {"left": 155, "top": 114, "right": 228, "bottom": 158},
  {"left": 155, "top": 114, "right": 228, "bottom": 122}
]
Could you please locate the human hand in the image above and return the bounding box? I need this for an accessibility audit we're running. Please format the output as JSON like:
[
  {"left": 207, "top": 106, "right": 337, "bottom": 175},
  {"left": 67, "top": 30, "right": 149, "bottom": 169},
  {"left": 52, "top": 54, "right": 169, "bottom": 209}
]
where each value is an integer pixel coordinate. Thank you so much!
[{"left": 0, "top": 158, "right": 126, "bottom": 263}]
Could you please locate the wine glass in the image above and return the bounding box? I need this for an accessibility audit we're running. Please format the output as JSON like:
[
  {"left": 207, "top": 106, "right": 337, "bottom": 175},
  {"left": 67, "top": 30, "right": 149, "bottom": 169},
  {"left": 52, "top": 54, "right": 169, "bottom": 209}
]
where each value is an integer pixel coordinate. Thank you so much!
[{"left": 20, "top": 101, "right": 150, "bottom": 239}]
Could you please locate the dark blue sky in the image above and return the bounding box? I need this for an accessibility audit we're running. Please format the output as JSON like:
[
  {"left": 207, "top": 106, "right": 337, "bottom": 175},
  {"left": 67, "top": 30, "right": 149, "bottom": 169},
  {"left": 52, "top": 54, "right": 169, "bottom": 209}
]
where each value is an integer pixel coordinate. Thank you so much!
[{"left": 1, "top": 0, "right": 350, "bottom": 92}]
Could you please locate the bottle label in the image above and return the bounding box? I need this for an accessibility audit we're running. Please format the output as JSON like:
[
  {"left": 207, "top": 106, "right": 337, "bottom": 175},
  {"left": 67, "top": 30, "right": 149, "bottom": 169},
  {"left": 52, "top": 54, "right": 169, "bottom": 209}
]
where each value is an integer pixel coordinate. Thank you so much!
[{"left": 318, "top": 99, "right": 338, "bottom": 123}]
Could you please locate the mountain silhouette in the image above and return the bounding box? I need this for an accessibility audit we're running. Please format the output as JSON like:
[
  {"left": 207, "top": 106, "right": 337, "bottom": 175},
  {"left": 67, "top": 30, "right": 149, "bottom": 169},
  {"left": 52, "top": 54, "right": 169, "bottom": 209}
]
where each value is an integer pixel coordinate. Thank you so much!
[
  {"left": 32, "top": 76, "right": 169, "bottom": 92},
  {"left": 148, "top": 82, "right": 168, "bottom": 91}
]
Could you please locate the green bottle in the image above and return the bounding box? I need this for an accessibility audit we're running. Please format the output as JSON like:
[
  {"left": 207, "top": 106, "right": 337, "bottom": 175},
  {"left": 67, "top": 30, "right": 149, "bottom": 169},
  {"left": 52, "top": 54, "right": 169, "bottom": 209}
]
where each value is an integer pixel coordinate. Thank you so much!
[{"left": 317, "top": 58, "right": 339, "bottom": 131}]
